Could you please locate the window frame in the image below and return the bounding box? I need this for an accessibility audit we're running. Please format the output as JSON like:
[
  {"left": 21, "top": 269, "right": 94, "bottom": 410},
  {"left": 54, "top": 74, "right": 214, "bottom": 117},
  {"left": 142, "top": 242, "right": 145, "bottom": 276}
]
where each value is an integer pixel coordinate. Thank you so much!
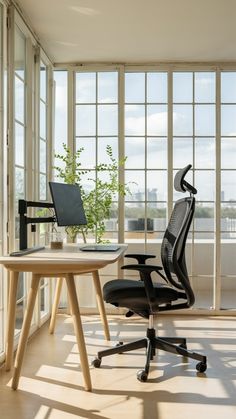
[{"left": 53, "top": 62, "right": 236, "bottom": 314}]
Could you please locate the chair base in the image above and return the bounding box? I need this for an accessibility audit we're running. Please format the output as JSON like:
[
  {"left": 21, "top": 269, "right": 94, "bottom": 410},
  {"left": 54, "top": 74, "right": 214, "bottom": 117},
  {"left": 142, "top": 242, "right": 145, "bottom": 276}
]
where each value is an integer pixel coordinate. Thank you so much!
[{"left": 92, "top": 328, "right": 207, "bottom": 382}]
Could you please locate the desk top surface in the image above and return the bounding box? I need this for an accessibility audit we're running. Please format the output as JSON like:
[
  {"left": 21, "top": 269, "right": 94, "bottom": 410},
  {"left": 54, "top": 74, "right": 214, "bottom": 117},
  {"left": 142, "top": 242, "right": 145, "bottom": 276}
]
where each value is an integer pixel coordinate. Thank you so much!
[{"left": 0, "top": 244, "right": 128, "bottom": 272}]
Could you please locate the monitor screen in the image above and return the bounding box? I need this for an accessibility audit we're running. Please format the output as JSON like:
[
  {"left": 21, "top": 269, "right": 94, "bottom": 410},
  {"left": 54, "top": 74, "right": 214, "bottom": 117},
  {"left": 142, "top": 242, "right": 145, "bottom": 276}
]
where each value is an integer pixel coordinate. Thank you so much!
[{"left": 49, "top": 182, "right": 87, "bottom": 227}]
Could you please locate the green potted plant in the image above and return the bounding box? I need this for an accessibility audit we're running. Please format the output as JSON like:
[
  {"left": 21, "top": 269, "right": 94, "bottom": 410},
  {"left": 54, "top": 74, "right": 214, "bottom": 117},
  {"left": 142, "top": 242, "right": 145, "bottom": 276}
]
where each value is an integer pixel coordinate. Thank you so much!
[{"left": 54, "top": 143, "right": 130, "bottom": 243}]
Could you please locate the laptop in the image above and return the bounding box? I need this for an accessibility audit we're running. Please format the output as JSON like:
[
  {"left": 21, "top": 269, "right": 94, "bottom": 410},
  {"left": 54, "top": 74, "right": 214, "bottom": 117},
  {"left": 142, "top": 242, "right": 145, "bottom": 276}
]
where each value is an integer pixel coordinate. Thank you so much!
[{"left": 80, "top": 244, "right": 120, "bottom": 252}]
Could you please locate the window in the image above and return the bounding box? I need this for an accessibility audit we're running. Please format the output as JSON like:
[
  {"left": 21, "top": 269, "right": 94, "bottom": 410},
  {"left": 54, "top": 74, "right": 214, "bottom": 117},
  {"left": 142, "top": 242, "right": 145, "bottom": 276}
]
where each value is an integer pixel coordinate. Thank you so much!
[
  {"left": 125, "top": 72, "right": 168, "bottom": 242},
  {"left": 53, "top": 70, "right": 68, "bottom": 163},
  {"left": 172, "top": 71, "right": 216, "bottom": 307},
  {"left": 53, "top": 65, "right": 236, "bottom": 313},
  {"left": 8, "top": 9, "right": 53, "bottom": 339},
  {"left": 75, "top": 71, "right": 119, "bottom": 241},
  {"left": 0, "top": 1, "right": 4, "bottom": 355},
  {"left": 38, "top": 56, "right": 51, "bottom": 319},
  {"left": 39, "top": 60, "right": 48, "bottom": 200},
  {"left": 13, "top": 23, "right": 27, "bottom": 331}
]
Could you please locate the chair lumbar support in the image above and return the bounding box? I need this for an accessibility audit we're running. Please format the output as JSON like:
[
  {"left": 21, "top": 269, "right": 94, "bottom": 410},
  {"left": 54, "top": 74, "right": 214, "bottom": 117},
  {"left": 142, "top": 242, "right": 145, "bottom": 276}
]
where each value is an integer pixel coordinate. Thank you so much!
[{"left": 92, "top": 165, "right": 207, "bottom": 382}]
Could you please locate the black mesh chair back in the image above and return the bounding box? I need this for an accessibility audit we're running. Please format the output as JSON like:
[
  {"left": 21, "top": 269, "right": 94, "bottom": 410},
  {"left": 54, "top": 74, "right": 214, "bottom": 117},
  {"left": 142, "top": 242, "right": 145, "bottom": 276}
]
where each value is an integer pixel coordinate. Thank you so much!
[{"left": 161, "top": 196, "right": 195, "bottom": 308}]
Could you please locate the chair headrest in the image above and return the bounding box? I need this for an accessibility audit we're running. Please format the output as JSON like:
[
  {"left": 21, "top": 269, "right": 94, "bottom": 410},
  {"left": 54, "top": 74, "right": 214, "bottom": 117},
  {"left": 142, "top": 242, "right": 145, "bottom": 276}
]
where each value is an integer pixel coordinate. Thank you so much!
[{"left": 174, "top": 165, "right": 197, "bottom": 195}]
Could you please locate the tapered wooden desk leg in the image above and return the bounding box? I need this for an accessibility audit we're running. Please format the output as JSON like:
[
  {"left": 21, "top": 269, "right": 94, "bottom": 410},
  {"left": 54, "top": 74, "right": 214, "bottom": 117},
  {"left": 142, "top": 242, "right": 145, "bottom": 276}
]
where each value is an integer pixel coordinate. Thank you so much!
[
  {"left": 49, "top": 277, "right": 64, "bottom": 334},
  {"left": 5, "top": 271, "right": 19, "bottom": 371},
  {"left": 92, "top": 270, "right": 110, "bottom": 341},
  {"left": 66, "top": 273, "right": 92, "bottom": 392},
  {"left": 11, "top": 274, "right": 41, "bottom": 390}
]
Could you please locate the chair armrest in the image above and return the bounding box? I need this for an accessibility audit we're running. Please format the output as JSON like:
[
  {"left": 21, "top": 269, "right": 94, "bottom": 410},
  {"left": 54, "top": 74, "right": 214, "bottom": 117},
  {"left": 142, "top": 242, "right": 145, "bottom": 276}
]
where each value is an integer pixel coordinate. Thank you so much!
[
  {"left": 124, "top": 253, "right": 156, "bottom": 264},
  {"left": 122, "top": 263, "right": 168, "bottom": 284},
  {"left": 122, "top": 264, "right": 163, "bottom": 274}
]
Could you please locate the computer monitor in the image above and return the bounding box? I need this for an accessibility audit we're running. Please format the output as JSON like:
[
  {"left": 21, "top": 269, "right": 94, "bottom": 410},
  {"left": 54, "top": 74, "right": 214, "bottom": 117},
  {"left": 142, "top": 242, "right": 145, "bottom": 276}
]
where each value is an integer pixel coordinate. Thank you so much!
[{"left": 49, "top": 182, "right": 87, "bottom": 227}]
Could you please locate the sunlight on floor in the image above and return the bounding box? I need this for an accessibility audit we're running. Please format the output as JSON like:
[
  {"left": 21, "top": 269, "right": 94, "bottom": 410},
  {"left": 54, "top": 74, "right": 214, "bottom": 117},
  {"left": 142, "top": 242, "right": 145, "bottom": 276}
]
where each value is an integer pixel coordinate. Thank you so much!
[{"left": 1, "top": 314, "right": 236, "bottom": 419}]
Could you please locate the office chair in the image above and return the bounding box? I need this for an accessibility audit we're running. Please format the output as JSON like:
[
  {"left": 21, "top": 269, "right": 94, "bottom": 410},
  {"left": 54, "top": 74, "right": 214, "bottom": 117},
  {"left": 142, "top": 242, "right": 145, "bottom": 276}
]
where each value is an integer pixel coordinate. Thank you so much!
[{"left": 92, "top": 165, "right": 207, "bottom": 382}]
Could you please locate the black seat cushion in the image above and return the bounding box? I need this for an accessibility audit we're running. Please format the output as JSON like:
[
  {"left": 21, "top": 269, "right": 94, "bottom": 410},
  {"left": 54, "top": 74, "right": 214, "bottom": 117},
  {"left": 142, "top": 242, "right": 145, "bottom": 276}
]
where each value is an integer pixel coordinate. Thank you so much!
[{"left": 103, "top": 279, "right": 182, "bottom": 313}]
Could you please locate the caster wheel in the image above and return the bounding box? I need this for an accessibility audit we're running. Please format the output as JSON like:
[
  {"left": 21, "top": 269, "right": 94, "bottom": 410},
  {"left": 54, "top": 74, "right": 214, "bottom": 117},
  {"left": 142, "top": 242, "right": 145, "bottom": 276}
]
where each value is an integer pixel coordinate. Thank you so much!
[
  {"left": 116, "top": 341, "right": 124, "bottom": 354},
  {"left": 196, "top": 362, "right": 207, "bottom": 373},
  {"left": 179, "top": 343, "right": 187, "bottom": 350},
  {"left": 137, "top": 369, "right": 148, "bottom": 382},
  {"left": 92, "top": 358, "right": 101, "bottom": 368}
]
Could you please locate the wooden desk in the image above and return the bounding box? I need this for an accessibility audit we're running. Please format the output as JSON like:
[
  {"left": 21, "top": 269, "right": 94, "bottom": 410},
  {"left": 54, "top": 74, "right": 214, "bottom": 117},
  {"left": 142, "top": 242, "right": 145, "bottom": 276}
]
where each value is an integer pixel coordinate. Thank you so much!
[{"left": 0, "top": 244, "right": 127, "bottom": 391}]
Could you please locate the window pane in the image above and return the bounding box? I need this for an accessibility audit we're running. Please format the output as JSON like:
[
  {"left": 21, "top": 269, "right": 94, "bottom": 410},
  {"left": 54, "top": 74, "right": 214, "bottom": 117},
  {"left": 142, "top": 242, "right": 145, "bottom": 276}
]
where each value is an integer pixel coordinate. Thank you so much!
[
  {"left": 40, "top": 101, "right": 46, "bottom": 139},
  {"left": 195, "top": 105, "right": 215, "bottom": 136},
  {"left": 125, "top": 170, "right": 145, "bottom": 199},
  {"left": 173, "top": 72, "right": 193, "bottom": 103},
  {"left": 125, "top": 203, "right": 145, "bottom": 229},
  {"left": 40, "top": 140, "right": 46, "bottom": 173},
  {"left": 80, "top": 171, "right": 95, "bottom": 194},
  {"left": 17, "top": 275, "right": 25, "bottom": 300},
  {"left": 147, "top": 105, "right": 167, "bottom": 136},
  {"left": 76, "top": 72, "right": 96, "bottom": 103},
  {"left": 125, "top": 138, "right": 145, "bottom": 169},
  {"left": 125, "top": 104, "right": 145, "bottom": 135},
  {"left": 15, "top": 123, "right": 24, "bottom": 166},
  {"left": 147, "top": 138, "right": 167, "bottom": 169},
  {"left": 98, "top": 137, "right": 118, "bottom": 164},
  {"left": 40, "top": 284, "right": 49, "bottom": 315},
  {"left": 195, "top": 72, "right": 215, "bottom": 103},
  {"left": 195, "top": 203, "right": 214, "bottom": 231},
  {"left": 147, "top": 170, "right": 167, "bottom": 201},
  {"left": 98, "top": 72, "right": 118, "bottom": 103},
  {"left": 40, "top": 174, "right": 47, "bottom": 200},
  {"left": 15, "top": 167, "right": 24, "bottom": 200},
  {"left": 15, "top": 300, "right": 24, "bottom": 330},
  {"left": 104, "top": 203, "right": 118, "bottom": 232},
  {"left": 76, "top": 137, "right": 96, "bottom": 168},
  {"left": 221, "top": 72, "right": 236, "bottom": 103},
  {"left": 125, "top": 73, "right": 145, "bottom": 103},
  {"left": 54, "top": 71, "right": 68, "bottom": 155},
  {"left": 195, "top": 138, "right": 215, "bottom": 169},
  {"left": 98, "top": 105, "right": 118, "bottom": 135},
  {"left": 76, "top": 105, "right": 96, "bottom": 136},
  {"left": 14, "top": 26, "right": 25, "bottom": 79},
  {"left": 173, "top": 138, "right": 193, "bottom": 168},
  {"left": 147, "top": 72, "right": 167, "bottom": 103},
  {"left": 15, "top": 77, "right": 24, "bottom": 123},
  {"left": 221, "top": 203, "right": 236, "bottom": 232},
  {"left": 40, "top": 62, "right": 46, "bottom": 101},
  {"left": 221, "top": 171, "right": 236, "bottom": 201},
  {"left": 173, "top": 105, "right": 193, "bottom": 136},
  {"left": 221, "top": 105, "right": 236, "bottom": 136},
  {"left": 221, "top": 138, "right": 236, "bottom": 169},
  {"left": 195, "top": 171, "right": 215, "bottom": 201}
]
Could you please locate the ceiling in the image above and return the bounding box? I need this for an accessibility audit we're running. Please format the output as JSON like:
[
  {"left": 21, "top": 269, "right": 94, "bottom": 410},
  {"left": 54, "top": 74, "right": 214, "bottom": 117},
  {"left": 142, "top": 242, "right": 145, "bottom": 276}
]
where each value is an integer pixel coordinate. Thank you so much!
[{"left": 16, "top": 0, "right": 236, "bottom": 64}]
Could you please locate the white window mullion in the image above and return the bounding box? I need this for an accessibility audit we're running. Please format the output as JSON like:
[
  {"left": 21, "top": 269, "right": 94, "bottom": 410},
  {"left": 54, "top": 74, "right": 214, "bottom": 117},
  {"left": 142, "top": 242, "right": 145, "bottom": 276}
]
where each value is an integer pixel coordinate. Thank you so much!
[
  {"left": 118, "top": 65, "right": 125, "bottom": 247},
  {"left": 144, "top": 72, "right": 147, "bottom": 247},
  {"left": 214, "top": 68, "right": 222, "bottom": 310},
  {"left": 167, "top": 69, "right": 173, "bottom": 220},
  {"left": 67, "top": 68, "right": 74, "bottom": 152},
  {"left": 191, "top": 72, "right": 195, "bottom": 285}
]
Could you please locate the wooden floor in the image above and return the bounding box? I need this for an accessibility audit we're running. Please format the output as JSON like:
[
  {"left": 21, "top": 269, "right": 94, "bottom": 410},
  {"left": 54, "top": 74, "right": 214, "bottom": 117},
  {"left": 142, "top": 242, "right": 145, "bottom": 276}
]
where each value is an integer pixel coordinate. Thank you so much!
[{"left": 1, "top": 314, "right": 236, "bottom": 419}]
